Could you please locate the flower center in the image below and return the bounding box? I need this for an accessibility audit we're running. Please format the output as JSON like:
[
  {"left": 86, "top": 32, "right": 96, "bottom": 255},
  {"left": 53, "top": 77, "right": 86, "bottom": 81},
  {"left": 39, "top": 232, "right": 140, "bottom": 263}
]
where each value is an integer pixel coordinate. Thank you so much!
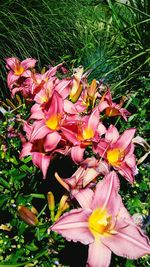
[
  {"left": 14, "top": 65, "right": 24, "bottom": 76},
  {"left": 105, "top": 107, "right": 120, "bottom": 117},
  {"left": 82, "top": 127, "right": 94, "bottom": 140},
  {"left": 88, "top": 208, "right": 111, "bottom": 237},
  {"left": 46, "top": 114, "right": 60, "bottom": 130},
  {"left": 107, "top": 148, "right": 124, "bottom": 166}
]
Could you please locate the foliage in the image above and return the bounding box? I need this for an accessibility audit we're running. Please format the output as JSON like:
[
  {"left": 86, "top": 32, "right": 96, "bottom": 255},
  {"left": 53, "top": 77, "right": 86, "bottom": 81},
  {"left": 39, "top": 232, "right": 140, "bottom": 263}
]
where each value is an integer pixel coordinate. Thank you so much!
[{"left": 0, "top": 0, "right": 150, "bottom": 266}]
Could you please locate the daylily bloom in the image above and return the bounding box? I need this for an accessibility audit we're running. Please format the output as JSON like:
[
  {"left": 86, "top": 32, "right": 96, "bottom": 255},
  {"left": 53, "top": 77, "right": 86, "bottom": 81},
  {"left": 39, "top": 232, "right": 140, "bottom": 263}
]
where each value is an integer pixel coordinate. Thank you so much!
[
  {"left": 20, "top": 120, "right": 71, "bottom": 178},
  {"left": 99, "top": 88, "right": 130, "bottom": 121},
  {"left": 29, "top": 91, "right": 64, "bottom": 142},
  {"left": 50, "top": 171, "right": 150, "bottom": 267},
  {"left": 94, "top": 125, "right": 137, "bottom": 183},
  {"left": 61, "top": 108, "right": 106, "bottom": 163},
  {"left": 20, "top": 137, "right": 53, "bottom": 178},
  {"left": 6, "top": 57, "right": 36, "bottom": 91}
]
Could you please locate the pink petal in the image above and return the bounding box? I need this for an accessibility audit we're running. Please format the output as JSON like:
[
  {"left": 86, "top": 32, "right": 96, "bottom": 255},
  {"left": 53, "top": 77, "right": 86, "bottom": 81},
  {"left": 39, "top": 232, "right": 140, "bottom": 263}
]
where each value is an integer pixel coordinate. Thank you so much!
[
  {"left": 20, "top": 142, "right": 32, "bottom": 158},
  {"left": 115, "top": 128, "right": 136, "bottom": 150},
  {"left": 92, "top": 171, "right": 121, "bottom": 216},
  {"left": 102, "top": 223, "right": 150, "bottom": 259},
  {"left": 7, "top": 71, "right": 19, "bottom": 89},
  {"left": 96, "top": 160, "right": 110, "bottom": 176},
  {"left": 71, "top": 146, "right": 85, "bottom": 163},
  {"left": 125, "top": 154, "right": 136, "bottom": 168},
  {"left": 64, "top": 99, "right": 78, "bottom": 114},
  {"left": 120, "top": 107, "right": 131, "bottom": 121},
  {"left": 105, "top": 125, "right": 119, "bottom": 143},
  {"left": 32, "top": 152, "right": 51, "bottom": 178},
  {"left": 73, "top": 188, "right": 94, "bottom": 209},
  {"left": 83, "top": 168, "right": 100, "bottom": 187},
  {"left": 30, "top": 121, "right": 50, "bottom": 141},
  {"left": 23, "top": 121, "right": 33, "bottom": 140},
  {"left": 22, "top": 70, "right": 32, "bottom": 78},
  {"left": 30, "top": 104, "right": 44, "bottom": 120},
  {"left": 47, "top": 63, "right": 63, "bottom": 76},
  {"left": 5, "top": 57, "right": 18, "bottom": 71},
  {"left": 50, "top": 209, "right": 93, "bottom": 245},
  {"left": 44, "top": 132, "right": 61, "bottom": 152},
  {"left": 61, "top": 123, "right": 79, "bottom": 145},
  {"left": 55, "top": 79, "right": 72, "bottom": 99},
  {"left": 87, "top": 240, "right": 111, "bottom": 267},
  {"left": 98, "top": 100, "right": 109, "bottom": 112},
  {"left": 93, "top": 140, "right": 109, "bottom": 158},
  {"left": 21, "top": 58, "right": 36, "bottom": 69},
  {"left": 97, "top": 122, "right": 106, "bottom": 136},
  {"left": 117, "top": 162, "right": 134, "bottom": 184},
  {"left": 45, "top": 91, "right": 64, "bottom": 119},
  {"left": 87, "top": 108, "right": 100, "bottom": 131}
]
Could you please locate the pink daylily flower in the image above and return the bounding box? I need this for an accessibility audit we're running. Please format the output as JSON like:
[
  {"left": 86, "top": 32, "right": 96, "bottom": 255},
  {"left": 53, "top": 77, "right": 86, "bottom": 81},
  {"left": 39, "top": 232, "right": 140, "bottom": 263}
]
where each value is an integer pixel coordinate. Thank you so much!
[
  {"left": 20, "top": 137, "right": 52, "bottom": 179},
  {"left": 29, "top": 91, "right": 64, "bottom": 142},
  {"left": 6, "top": 57, "right": 36, "bottom": 90},
  {"left": 94, "top": 125, "right": 137, "bottom": 183},
  {"left": 99, "top": 88, "right": 130, "bottom": 121},
  {"left": 61, "top": 108, "right": 106, "bottom": 163},
  {"left": 50, "top": 171, "right": 150, "bottom": 267}
]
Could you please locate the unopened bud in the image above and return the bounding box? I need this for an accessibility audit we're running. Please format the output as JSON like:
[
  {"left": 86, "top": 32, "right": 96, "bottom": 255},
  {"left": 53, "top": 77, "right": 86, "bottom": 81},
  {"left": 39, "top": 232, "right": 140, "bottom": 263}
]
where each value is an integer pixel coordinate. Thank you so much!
[
  {"left": 18, "top": 206, "right": 39, "bottom": 226},
  {"left": 31, "top": 206, "right": 38, "bottom": 215},
  {"left": 54, "top": 195, "right": 69, "bottom": 221},
  {"left": 47, "top": 192, "right": 55, "bottom": 222}
]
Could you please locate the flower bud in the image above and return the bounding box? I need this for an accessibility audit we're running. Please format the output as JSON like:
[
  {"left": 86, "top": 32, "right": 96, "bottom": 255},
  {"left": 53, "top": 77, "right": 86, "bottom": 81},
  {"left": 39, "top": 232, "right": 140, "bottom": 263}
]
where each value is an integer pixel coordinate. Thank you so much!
[
  {"left": 47, "top": 192, "right": 55, "bottom": 221},
  {"left": 18, "top": 206, "right": 39, "bottom": 226},
  {"left": 54, "top": 195, "right": 69, "bottom": 221},
  {"left": 69, "top": 66, "right": 84, "bottom": 103}
]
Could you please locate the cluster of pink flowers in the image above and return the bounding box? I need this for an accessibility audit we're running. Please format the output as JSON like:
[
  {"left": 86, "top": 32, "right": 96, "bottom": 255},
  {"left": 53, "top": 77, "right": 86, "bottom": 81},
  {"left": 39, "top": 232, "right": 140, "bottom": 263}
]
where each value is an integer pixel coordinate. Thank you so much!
[{"left": 6, "top": 57, "right": 150, "bottom": 267}]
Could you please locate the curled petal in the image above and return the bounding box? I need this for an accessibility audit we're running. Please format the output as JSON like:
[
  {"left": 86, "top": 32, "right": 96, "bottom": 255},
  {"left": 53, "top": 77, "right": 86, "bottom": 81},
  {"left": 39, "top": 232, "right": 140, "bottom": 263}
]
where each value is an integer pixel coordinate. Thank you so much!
[
  {"left": 71, "top": 146, "right": 85, "bottom": 164},
  {"left": 44, "top": 132, "right": 61, "bottom": 152},
  {"left": 132, "top": 136, "right": 150, "bottom": 150}
]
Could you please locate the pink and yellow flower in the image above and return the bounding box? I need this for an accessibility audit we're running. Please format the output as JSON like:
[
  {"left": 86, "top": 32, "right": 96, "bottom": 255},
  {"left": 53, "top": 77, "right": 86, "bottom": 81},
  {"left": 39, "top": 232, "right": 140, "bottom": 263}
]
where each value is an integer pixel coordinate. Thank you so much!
[
  {"left": 29, "top": 91, "right": 64, "bottom": 142},
  {"left": 50, "top": 171, "right": 150, "bottom": 267},
  {"left": 6, "top": 57, "right": 36, "bottom": 92},
  {"left": 94, "top": 125, "right": 137, "bottom": 183},
  {"left": 61, "top": 108, "right": 106, "bottom": 163}
]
